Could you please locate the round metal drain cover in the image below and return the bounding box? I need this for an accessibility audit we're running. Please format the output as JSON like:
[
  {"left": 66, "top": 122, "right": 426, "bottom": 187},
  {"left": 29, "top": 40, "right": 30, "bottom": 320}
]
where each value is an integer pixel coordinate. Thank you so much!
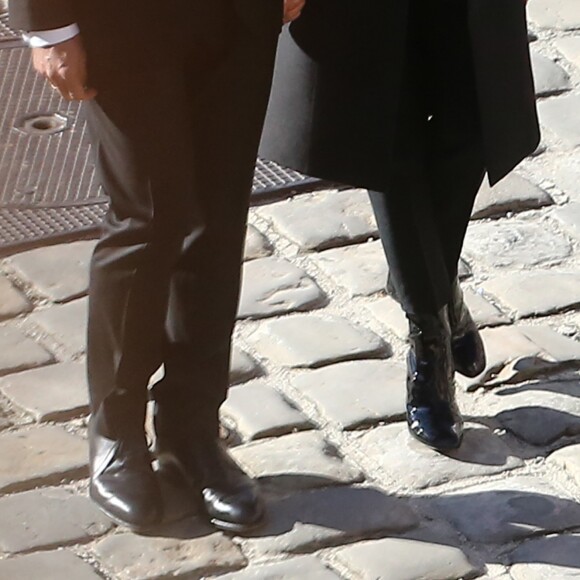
[{"left": 16, "top": 112, "right": 69, "bottom": 136}]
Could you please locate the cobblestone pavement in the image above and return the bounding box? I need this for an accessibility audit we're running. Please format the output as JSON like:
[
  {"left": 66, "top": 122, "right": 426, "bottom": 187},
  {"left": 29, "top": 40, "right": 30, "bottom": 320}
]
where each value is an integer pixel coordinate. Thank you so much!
[{"left": 1, "top": 2, "right": 580, "bottom": 579}]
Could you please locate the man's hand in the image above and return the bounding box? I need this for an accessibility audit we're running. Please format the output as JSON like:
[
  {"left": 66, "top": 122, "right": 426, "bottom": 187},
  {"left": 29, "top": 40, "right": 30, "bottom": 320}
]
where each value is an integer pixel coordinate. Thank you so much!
[
  {"left": 284, "top": 0, "right": 306, "bottom": 24},
  {"left": 31, "top": 35, "right": 97, "bottom": 101}
]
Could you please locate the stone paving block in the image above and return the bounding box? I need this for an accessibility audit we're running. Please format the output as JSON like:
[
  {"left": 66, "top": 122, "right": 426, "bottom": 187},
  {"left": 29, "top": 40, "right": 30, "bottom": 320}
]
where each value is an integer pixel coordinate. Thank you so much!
[
  {"left": 0, "top": 362, "right": 88, "bottom": 421},
  {"left": 211, "top": 556, "right": 340, "bottom": 579},
  {"left": 433, "top": 476, "right": 580, "bottom": 544},
  {"left": 0, "top": 426, "right": 88, "bottom": 493},
  {"left": 0, "top": 487, "right": 113, "bottom": 553},
  {"left": 531, "top": 51, "right": 572, "bottom": 97},
  {"left": 548, "top": 157, "right": 580, "bottom": 202},
  {"left": 367, "top": 296, "right": 408, "bottom": 339},
  {"left": 94, "top": 530, "right": 247, "bottom": 580},
  {"left": 0, "top": 550, "right": 101, "bottom": 580},
  {"left": 231, "top": 431, "right": 364, "bottom": 491},
  {"left": 472, "top": 174, "right": 554, "bottom": 219},
  {"left": 28, "top": 297, "right": 88, "bottom": 355},
  {"left": 548, "top": 444, "right": 580, "bottom": 487},
  {"left": 245, "top": 486, "right": 419, "bottom": 556},
  {"left": 556, "top": 36, "right": 580, "bottom": 70},
  {"left": 354, "top": 423, "right": 522, "bottom": 490},
  {"left": 244, "top": 225, "right": 273, "bottom": 261},
  {"left": 463, "top": 220, "right": 572, "bottom": 269},
  {"left": 0, "top": 325, "right": 53, "bottom": 376},
  {"left": 0, "top": 275, "right": 31, "bottom": 320},
  {"left": 553, "top": 202, "right": 580, "bottom": 240},
  {"left": 333, "top": 537, "right": 480, "bottom": 580},
  {"left": 519, "top": 324, "right": 580, "bottom": 362},
  {"left": 315, "top": 240, "right": 388, "bottom": 297},
  {"left": 9, "top": 240, "right": 96, "bottom": 302},
  {"left": 528, "top": 0, "right": 580, "bottom": 30},
  {"left": 221, "top": 380, "right": 312, "bottom": 441},
  {"left": 238, "top": 258, "right": 324, "bottom": 319},
  {"left": 463, "top": 288, "right": 511, "bottom": 327},
  {"left": 291, "top": 360, "right": 406, "bottom": 429},
  {"left": 483, "top": 272, "right": 580, "bottom": 318},
  {"left": 230, "top": 347, "right": 261, "bottom": 385},
  {"left": 256, "top": 189, "right": 378, "bottom": 251},
  {"left": 538, "top": 95, "right": 580, "bottom": 148},
  {"left": 248, "top": 315, "right": 389, "bottom": 369}
]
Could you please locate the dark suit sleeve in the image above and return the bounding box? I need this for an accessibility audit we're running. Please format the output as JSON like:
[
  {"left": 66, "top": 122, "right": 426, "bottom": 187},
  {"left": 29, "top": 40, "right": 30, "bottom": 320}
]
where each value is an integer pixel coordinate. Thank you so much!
[{"left": 9, "top": 0, "right": 77, "bottom": 31}]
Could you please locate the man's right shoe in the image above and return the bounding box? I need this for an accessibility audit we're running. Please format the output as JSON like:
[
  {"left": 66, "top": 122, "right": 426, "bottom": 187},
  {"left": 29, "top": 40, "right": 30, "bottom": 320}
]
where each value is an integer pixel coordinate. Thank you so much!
[{"left": 89, "top": 423, "right": 163, "bottom": 531}]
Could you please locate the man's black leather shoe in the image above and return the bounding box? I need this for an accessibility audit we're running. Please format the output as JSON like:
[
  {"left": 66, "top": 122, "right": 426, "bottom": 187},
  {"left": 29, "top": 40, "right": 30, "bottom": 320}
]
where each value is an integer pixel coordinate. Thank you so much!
[
  {"left": 448, "top": 280, "right": 486, "bottom": 378},
  {"left": 406, "top": 308, "right": 463, "bottom": 450},
  {"left": 89, "top": 422, "right": 163, "bottom": 531}
]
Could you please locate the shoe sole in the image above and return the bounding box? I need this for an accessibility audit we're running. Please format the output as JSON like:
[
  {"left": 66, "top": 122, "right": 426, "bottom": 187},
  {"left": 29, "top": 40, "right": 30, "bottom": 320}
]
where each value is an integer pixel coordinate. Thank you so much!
[{"left": 407, "top": 426, "right": 463, "bottom": 451}]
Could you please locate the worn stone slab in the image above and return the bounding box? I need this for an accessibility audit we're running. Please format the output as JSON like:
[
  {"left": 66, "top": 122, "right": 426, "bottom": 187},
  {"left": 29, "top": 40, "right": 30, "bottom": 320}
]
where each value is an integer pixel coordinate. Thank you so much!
[
  {"left": 0, "top": 487, "right": 112, "bottom": 553},
  {"left": 232, "top": 431, "right": 363, "bottom": 492},
  {"left": 472, "top": 173, "right": 553, "bottom": 219},
  {"left": 291, "top": 360, "right": 406, "bottom": 429},
  {"left": 315, "top": 240, "right": 388, "bottom": 297},
  {"left": 245, "top": 486, "right": 419, "bottom": 556},
  {"left": 528, "top": 0, "right": 580, "bottom": 30},
  {"left": 9, "top": 240, "right": 96, "bottom": 303},
  {"left": 433, "top": 476, "right": 580, "bottom": 544},
  {"left": 0, "top": 426, "right": 88, "bottom": 493},
  {"left": 510, "top": 534, "right": 580, "bottom": 579},
  {"left": 553, "top": 202, "right": 580, "bottom": 241},
  {"left": 557, "top": 36, "right": 580, "bottom": 70},
  {"left": 0, "top": 325, "right": 53, "bottom": 376},
  {"left": 463, "top": 220, "right": 572, "bottom": 269},
  {"left": 0, "top": 550, "right": 101, "bottom": 580},
  {"left": 238, "top": 258, "right": 324, "bottom": 319},
  {"left": 463, "top": 288, "right": 511, "bottom": 327},
  {"left": 244, "top": 225, "right": 273, "bottom": 261},
  {"left": 248, "top": 315, "right": 388, "bottom": 369},
  {"left": 0, "top": 275, "right": 31, "bottom": 320},
  {"left": 94, "top": 530, "right": 246, "bottom": 580},
  {"left": 531, "top": 51, "right": 572, "bottom": 97},
  {"left": 230, "top": 347, "right": 261, "bottom": 385},
  {"left": 334, "top": 537, "right": 479, "bottom": 580},
  {"left": 213, "top": 556, "right": 340, "bottom": 580},
  {"left": 29, "top": 297, "right": 88, "bottom": 356},
  {"left": 257, "top": 189, "right": 378, "bottom": 251},
  {"left": 547, "top": 157, "right": 580, "bottom": 202},
  {"left": 355, "top": 423, "right": 522, "bottom": 490},
  {"left": 0, "top": 362, "right": 88, "bottom": 422},
  {"left": 538, "top": 95, "right": 580, "bottom": 149},
  {"left": 367, "top": 296, "right": 408, "bottom": 339},
  {"left": 483, "top": 272, "right": 580, "bottom": 318},
  {"left": 221, "top": 380, "right": 312, "bottom": 441},
  {"left": 549, "top": 444, "right": 580, "bottom": 487}
]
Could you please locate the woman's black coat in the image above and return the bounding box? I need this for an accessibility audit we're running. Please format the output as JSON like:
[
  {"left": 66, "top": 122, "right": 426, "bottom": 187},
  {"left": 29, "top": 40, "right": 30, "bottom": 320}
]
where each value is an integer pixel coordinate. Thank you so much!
[{"left": 260, "top": 0, "right": 540, "bottom": 190}]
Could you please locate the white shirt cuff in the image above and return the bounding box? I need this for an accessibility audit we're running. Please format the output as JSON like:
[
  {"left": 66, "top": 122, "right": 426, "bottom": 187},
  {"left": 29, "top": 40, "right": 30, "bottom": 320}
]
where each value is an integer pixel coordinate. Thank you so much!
[{"left": 23, "top": 24, "right": 80, "bottom": 48}]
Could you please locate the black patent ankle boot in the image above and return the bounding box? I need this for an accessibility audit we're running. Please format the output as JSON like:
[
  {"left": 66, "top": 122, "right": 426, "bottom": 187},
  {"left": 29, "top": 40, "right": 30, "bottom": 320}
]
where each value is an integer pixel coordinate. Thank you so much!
[
  {"left": 448, "top": 280, "right": 486, "bottom": 378},
  {"left": 406, "top": 308, "right": 463, "bottom": 450}
]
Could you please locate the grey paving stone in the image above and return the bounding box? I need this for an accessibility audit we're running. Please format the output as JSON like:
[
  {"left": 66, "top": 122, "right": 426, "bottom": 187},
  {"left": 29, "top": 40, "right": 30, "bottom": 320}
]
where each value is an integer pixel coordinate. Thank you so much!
[
  {"left": 0, "top": 275, "right": 31, "bottom": 320},
  {"left": 538, "top": 95, "right": 580, "bottom": 148},
  {"left": 553, "top": 202, "right": 580, "bottom": 240},
  {"left": 9, "top": 240, "right": 96, "bottom": 303},
  {"left": 94, "top": 530, "right": 247, "bottom": 580},
  {"left": 366, "top": 296, "right": 408, "bottom": 339},
  {"left": 28, "top": 297, "right": 88, "bottom": 356},
  {"left": 556, "top": 36, "right": 580, "bottom": 70},
  {"left": 0, "top": 550, "right": 101, "bottom": 580},
  {"left": 0, "top": 325, "right": 53, "bottom": 376},
  {"left": 483, "top": 272, "right": 580, "bottom": 318},
  {"left": 0, "top": 362, "right": 88, "bottom": 422},
  {"left": 248, "top": 315, "right": 388, "bottom": 369},
  {"left": 238, "top": 258, "right": 324, "bottom": 319},
  {"left": 231, "top": 431, "right": 364, "bottom": 491},
  {"left": 528, "top": 0, "right": 580, "bottom": 30},
  {"left": 291, "top": 360, "right": 406, "bottom": 429},
  {"left": 355, "top": 423, "right": 522, "bottom": 490},
  {"left": 211, "top": 556, "right": 340, "bottom": 579},
  {"left": 245, "top": 486, "right": 419, "bottom": 556},
  {"left": 230, "top": 347, "right": 261, "bottom": 385},
  {"left": 433, "top": 476, "right": 580, "bottom": 544},
  {"left": 509, "top": 534, "right": 580, "bottom": 579},
  {"left": 221, "top": 380, "right": 312, "bottom": 441},
  {"left": 547, "top": 157, "right": 580, "bottom": 202},
  {"left": 315, "top": 240, "right": 388, "bottom": 297},
  {"left": 244, "top": 225, "right": 273, "bottom": 261},
  {"left": 334, "top": 537, "right": 479, "bottom": 580},
  {"left": 257, "top": 189, "right": 378, "bottom": 251},
  {"left": 472, "top": 174, "right": 553, "bottom": 219},
  {"left": 0, "top": 426, "right": 88, "bottom": 493},
  {"left": 463, "top": 288, "right": 511, "bottom": 327},
  {"left": 519, "top": 324, "right": 580, "bottom": 362},
  {"left": 0, "top": 487, "right": 112, "bottom": 553},
  {"left": 549, "top": 444, "right": 580, "bottom": 487},
  {"left": 463, "top": 220, "right": 572, "bottom": 269},
  {"left": 531, "top": 51, "right": 572, "bottom": 97}
]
